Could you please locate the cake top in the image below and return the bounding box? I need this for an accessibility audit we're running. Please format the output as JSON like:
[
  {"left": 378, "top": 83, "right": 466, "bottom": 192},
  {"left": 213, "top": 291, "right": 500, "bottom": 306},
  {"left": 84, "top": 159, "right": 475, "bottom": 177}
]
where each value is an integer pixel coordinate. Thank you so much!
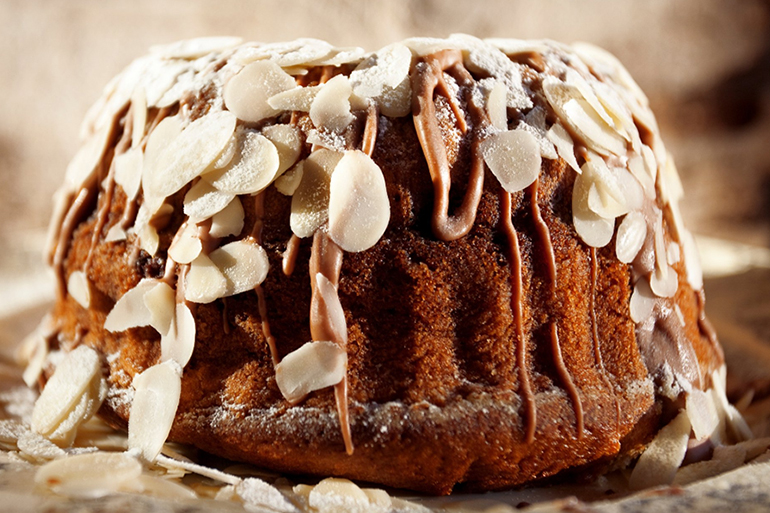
[{"left": 40, "top": 35, "right": 718, "bottom": 462}]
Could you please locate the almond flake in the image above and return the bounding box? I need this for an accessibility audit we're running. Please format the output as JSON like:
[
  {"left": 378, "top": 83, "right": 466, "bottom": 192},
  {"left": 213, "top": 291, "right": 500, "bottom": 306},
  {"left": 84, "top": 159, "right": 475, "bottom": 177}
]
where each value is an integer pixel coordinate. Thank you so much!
[
  {"left": 291, "top": 150, "right": 342, "bottom": 238},
  {"left": 650, "top": 265, "right": 678, "bottom": 298},
  {"left": 31, "top": 345, "right": 101, "bottom": 437},
  {"left": 64, "top": 122, "right": 112, "bottom": 192},
  {"left": 546, "top": 123, "right": 581, "bottom": 173},
  {"left": 628, "top": 410, "right": 691, "bottom": 490},
  {"left": 263, "top": 124, "right": 302, "bottom": 175},
  {"left": 17, "top": 430, "right": 67, "bottom": 460},
  {"left": 674, "top": 445, "right": 748, "bottom": 486},
  {"left": 161, "top": 303, "right": 196, "bottom": 368},
  {"left": 47, "top": 374, "right": 107, "bottom": 446},
  {"left": 131, "top": 88, "right": 147, "bottom": 149},
  {"left": 185, "top": 254, "right": 228, "bottom": 304},
  {"left": 152, "top": 36, "right": 243, "bottom": 59},
  {"left": 681, "top": 229, "right": 703, "bottom": 290},
  {"left": 616, "top": 211, "right": 646, "bottom": 264},
  {"left": 22, "top": 326, "right": 48, "bottom": 387},
  {"left": 275, "top": 161, "right": 304, "bottom": 196},
  {"left": 582, "top": 156, "right": 629, "bottom": 219},
  {"left": 210, "top": 197, "right": 245, "bottom": 238},
  {"left": 35, "top": 452, "right": 142, "bottom": 498},
  {"left": 212, "top": 131, "right": 239, "bottom": 172},
  {"left": 686, "top": 388, "right": 720, "bottom": 441},
  {"left": 67, "top": 270, "right": 91, "bottom": 309},
  {"left": 314, "top": 273, "right": 348, "bottom": 345},
  {"left": 104, "top": 279, "right": 162, "bottom": 332},
  {"left": 572, "top": 170, "right": 615, "bottom": 248},
  {"left": 481, "top": 129, "right": 541, "bottom": 193},
  {"left": 129, "top": 360, "right": 182, "bottom": 461},
  {"left": 268, "top": 85, "right": 320, "bottom": 112},
  {"left": 308, "top": 478, "right": 371, "bottom": 511},
  {"left": 484, "top": 81, "right": 508, "bottom": 131},
  {"left": 236, "top": 478, "right": 300, "bottom": 513},
  {"left": 143, "top": 281, "right": 175, "bottom": 337},
  {"left": 168, "top": 222, "right": 203, "bottom": 264},
  {"left": 311, "top": 46, "right": 366, "bottom": 67},
  {"left": 275, "top": 341, "right": 347, "bottom": 404},
  {"left": 310, "top": 75, "right": 355, "bottom": 133},
  {"left": 209, "top": 239, "right": 270, "bottom": 296},
  {"left": 627, "top": 153, "right": 656, "bottom": 200},
  {"left": 350, "top": 43, "right": 413, "bottom": 117},
  {"left": 630, "top": 279, "right": 656, "bottom": 324},
  {"left": 105, "top": 224, "right": 127, "bottom": 242},
  {"left": 183, "top": 180, "right": 236, "bottom": 222},
  {"left": 155, "top": 453, "right": 242, "bottom": 485},
  {"left": 113, "top": 147, "right": 144, "bottom": 200},
  {"left": 142, "top": 116, "right": 183, "bottom": 202},
  {"left": 137, "top": 475, "right": 198, "bottom": 500},
  {"left": 667, "top": 241, "right": 681, "bottom": 265},
  {"left": 328, "top": 150, "right": 390, "bottom": 252},
  {"left": 144, "top": 111, "right": 237, "bottom": 199},
  {"left": 564, "top": 68, "right": 617, "bottom": 131},
  {"left": 204, "top": 129, "right": 280, "bottom": 195},
  {"left": 224, "top": 60, "right": 296, "bottom": 123}
]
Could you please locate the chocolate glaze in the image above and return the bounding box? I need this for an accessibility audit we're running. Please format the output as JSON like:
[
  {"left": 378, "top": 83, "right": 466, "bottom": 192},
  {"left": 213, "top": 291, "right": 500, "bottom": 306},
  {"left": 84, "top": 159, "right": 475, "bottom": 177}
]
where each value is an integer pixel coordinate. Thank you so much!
[
  {"left": 530, "top": 178, "right": 584, "bottom": 436},
  {"left": 362, "top": 102, "right": 378, "bottom": 158},
  {"left": 500, "top": 190, "right": 536, "bottom": 443},
  {"left": 281, "top": 234, "right": 301, "bottom": 276}
]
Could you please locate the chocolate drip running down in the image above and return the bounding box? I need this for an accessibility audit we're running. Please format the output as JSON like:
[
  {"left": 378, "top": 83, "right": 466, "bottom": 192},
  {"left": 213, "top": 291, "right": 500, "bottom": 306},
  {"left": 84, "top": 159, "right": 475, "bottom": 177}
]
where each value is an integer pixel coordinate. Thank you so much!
[{"left": 251, "top": 193, "right": 280, "bottom": 367}]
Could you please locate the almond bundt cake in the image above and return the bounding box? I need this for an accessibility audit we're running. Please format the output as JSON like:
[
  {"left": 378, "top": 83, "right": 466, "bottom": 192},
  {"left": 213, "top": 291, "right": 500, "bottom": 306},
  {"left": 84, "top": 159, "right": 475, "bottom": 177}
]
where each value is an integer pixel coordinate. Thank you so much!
[{"left": 25, "top": 35, "right": 749, "bottom": 494}]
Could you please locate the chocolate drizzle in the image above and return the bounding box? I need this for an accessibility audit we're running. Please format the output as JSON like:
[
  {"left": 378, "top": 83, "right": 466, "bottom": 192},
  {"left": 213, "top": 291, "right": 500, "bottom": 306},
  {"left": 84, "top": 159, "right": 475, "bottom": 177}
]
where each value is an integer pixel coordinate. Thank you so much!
[
  {"left": 251, "top": 193, "right": 280, "bottom": 366},
  {"left": 281, "top": 234, "right": 301, "bottom": 276},
  {"left": 530, "top": 178, "right": 584, "bottom": 437},
  {"left": 500, "top": 190, "right": 536, "bottom": 443}
]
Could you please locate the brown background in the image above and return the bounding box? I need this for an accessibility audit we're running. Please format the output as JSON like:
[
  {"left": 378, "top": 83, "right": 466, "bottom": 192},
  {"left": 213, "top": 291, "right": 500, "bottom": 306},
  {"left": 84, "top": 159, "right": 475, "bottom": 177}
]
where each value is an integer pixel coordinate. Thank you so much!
[{"left": 1, "top": 0, "right": 769, "bottom": 258}]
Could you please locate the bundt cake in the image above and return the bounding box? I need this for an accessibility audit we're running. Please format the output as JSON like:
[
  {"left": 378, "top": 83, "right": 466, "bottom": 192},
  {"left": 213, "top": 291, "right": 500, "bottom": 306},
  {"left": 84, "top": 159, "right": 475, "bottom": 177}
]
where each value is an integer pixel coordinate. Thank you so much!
[{"left": 26, "top": 35, "right": 748, "bottom": 494}]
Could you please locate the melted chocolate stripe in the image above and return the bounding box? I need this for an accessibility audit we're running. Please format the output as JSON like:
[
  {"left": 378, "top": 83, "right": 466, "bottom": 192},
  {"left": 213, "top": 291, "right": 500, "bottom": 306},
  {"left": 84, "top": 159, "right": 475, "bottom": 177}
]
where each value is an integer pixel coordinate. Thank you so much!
[
  {"left": 500, "top": 190, "right": 536, "bottom": 443},
  {"left": 362, "top": 102, "right": 379, "bottom": 157},
  {"left": 251, "top": 193, "right": 280, "bottom": 367},
  {"left": 530, "top": 178, "right": 584, "bottom": 436},
  {"left": 282, "top": 234, "right": 301, "bottom": 276}
]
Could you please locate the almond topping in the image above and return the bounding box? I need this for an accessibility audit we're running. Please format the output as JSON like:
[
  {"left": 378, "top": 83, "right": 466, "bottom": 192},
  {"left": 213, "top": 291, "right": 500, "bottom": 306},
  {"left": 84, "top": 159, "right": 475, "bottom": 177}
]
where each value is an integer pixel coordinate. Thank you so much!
[
  {"left": 113, "top": 147, "right": 144, "bottom": 200},
  {"left": 310, "top": 75, "right": 355, "bottom": 133},
  {"left": 185, "top": 254, "right": 228, "bottom": 304},
  {"left": 224, "top": 60, "right": 296, "bottom": 123},
  {"left": 209, "top": 239, "right": 270, "bottom": 296},
  {"left": 67, "top": 271, "right": 91, "bottom": 309},
  {"left": 275, "top": 341, "right": 347, "bottom": 404},
  {"left": 35, "top": 452, "right": 142, "bottom": 498},
  {"left": 209, "top": 197, "right": 245, "bottom": 238},
  {"left": 628, "top": 410, "right": 691, "bottom": 490},
  {"left": 183, "top": 179, "right": 235, "bottom": 222},
  {"left": 203, "top": 129, "right": 280, "bottom": 195},
  {"left": 167, "top": 222, "right": 203, "bottom": 264},
  {"left": 290, "top": 150, "right": 342, "bottom": 238},
  {"left": 481, "top": 129, "right": 541, "bottom": 193},
  {"left": 616, "top": 211, "right": 647, "bottom": 264}
]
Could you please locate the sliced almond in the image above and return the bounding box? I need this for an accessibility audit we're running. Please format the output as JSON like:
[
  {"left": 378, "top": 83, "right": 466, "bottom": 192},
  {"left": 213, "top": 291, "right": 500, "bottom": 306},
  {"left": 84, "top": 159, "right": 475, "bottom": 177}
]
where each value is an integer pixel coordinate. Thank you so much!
[
  {"left": 314, "top": 273, "right": 348, "bottom": 345},
  {"left": 616, "top": 211, "right": 646, "bottom": 264},
  {"left": 130, "top": 88, "right": 148, "bottom": 150},
  {"left": 142, "top": 116, "right": 184, "bottom": 199},
  {"left": 204, "top": 129, "right": 280, "bottom": 195},
  {"left": 133, "top": 202, "right": 161, "bottom": 256},
  {"left": 46, "top": 374, "right": 107, "bottom": 446},
  {"left": 667, "top": 241, "right": 681, "bottom": 265},
  {"left": 210, "top": 197, "right": 245, "bottom": 238},
  {"left": 308, "top": 478, "right": 370, "bottom": 511},
  {"left": 650, "top": 264, "right": 678, "bottom": 298},
  {"left": 114, "top": 147, "right": 144, "bottom": 200},
  {"left": 185, "top": 254, "right": 228, "bottom": 304},
  {"left": 350, "top": 43, "right": 413, "bottom": 118},
  {"left": 161, "top": 303, "right": 196, "bottom": 368},
  {"left": 310, "top": 74, "right": 355, "bottom": 133},
  {"left": 546, "top": 123, "right": 581, "bottom": 173},
  {"left": 35, "top": 452, "right": 142, "bottom": 498},
  {"left": 481, "top": 129, "right": 541, "bottom": 193},
  {"left": 680, "top": 229, "right": 703, "bottom": 290},
  {"left": 155, "top": 453, "right": 241, "bottom": 485},
  {"left": 183, "top": 179, "right": 236, "bottom": 222},
  {"left": 291, "top": 150, "right": 343, "bottom": 238},
  {"left": 143, "top": 281, "right": 175, "bottom": 337},
  {"left": 31, "top": 345, "right": 101, "bottom": 437},
  {"left": 275, "top": 341, "right": 347, "bottom": 404},
  {"left": 275, "top": 161, "right": 305, "bottom": 196},
  {"left": 64, "top": 122, "right": 112, "bottom": 192},
  {"left": 674, "top": 444, "right": 748, "bottom": 486},
  {"left": 151, "top": 36, "right": 243, "bottom": 59},
  {"left": 137, "top": 475, "right": 198, "bottom": 501},
  {"left": 686, "top": 388, "right": 720, "bottom": 441},
  {"left": 128, "top": 360, "right": 182, "bottom": 462},
  {"left": 572, "top": 170, "right": 615, "bottom": 248},
  {"left": 104, "top": 279, "right": 160, "bottom": 332},
  {"left": 564, "top": 68, "right": 618, "bottom": 132},
  {"left": 328, "top": 150, "right": 390, "bottom": 252},
  {"left": 236, "top": 478, "right": 300, "bottom": 513},
  {"left": 267, "top": 85, "right": 320, "bottom": 112},
  {"left": 144, "top": 111, "right": 237, "bottom": 199},
  {"left": 18, "top": 430, "right": 67, "bottom": 460},
  {"left": 168, "top": 222, "right": 203, "bottom": 264},
  {"left": 630, "top": 278, "right": 657, "bottom": 324},
  {"left": 209, "top": 239, "right": 270, "bottom": 296},
  {"left": 105, "top": 224, "right": 127, "bottom": 242},
  {"left": 224, "top": 60, "right": 296, "bottom": 123},
  {"left": 486, "top": 80, "right": 508, "bottom": 131},
  {"left": 628, "top": 410, "right": 691, "bottom": 490},
  {"left": 262, "top": 124, "right": 302, "bottom": 175},
  {"left": 582, "top": 155, "right": 629, "bottom": 219},
  {"left": 627, "top": 153, "right": 656, "bottom": 200},
  {"left": 67, "top": 270, "right": 91, "bottom": 309}
]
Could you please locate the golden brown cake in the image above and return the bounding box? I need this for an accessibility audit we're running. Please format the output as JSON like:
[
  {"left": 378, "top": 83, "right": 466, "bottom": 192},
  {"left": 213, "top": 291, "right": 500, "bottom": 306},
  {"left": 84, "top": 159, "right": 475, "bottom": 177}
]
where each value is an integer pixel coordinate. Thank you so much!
[{"left": 27, "top": 35, "right": 748, "bottom": 495}]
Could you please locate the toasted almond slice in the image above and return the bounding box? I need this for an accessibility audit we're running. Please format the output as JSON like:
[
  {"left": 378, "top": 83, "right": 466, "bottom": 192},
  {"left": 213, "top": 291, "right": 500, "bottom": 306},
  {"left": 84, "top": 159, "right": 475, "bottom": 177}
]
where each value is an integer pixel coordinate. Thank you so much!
[
  {"left": 268, "top": 85, "right": 320, "bottom": 112},
  {"left": 328, "top": 150, "right": 390, "bottom": 252},
  {"left": 210, "top": 197, "right": 245, "bottom": 238},
  {"left": 17, "top": 430, "right": 67, "bottom": 460},
  {"left": 22, "top": 327, "right": 48, "bottom": 387},
  {"left": 31, "top": 346, "right": 101, "bottom": 437},
  {"left": 650, "top": 265, "right": 678, "bottom": 298},
  {"left": 148, "top": 111, "right": 238, "bottom": 199},
  {"left": 275, "top": 341, "right": 347, "bottom": 404},
  {"left": 168, "top": 222, "right": 203, "bottom": 264},
  {"left": 486, "top": 81, "right": 508, "bottom": 131},
  {"left": 104, "top": 279, "right": 160, "bottom": 332},
  {"left": 156, "top": 454, "right": 242, "bottom": 485},
  {"left": 667, "top": 241, "right": 681, "bottom": 265},
  {"left": 47, "top": 373, "right": 107, "bottom": 446},
  {"left": 680, "top": 229, "right": 703, "bottom": 290},
  {"left": 628, "top": 410, "right": 691, "bottom": 490},
  {"left": 224, "top": 60, "right": 296, "bottom": 123},
  {"left": 129, "top": 360, "right": 182, "bottom": 461},
  {"left": 133, "top": 201, "right": 169, "bottom": 256},
  {"left": 687, "top": 388, "right": 720, "bottom": 441},
  {"left": 67, "top": 271, "right": 91, "bottom": 309},
  {"left": 481, "top": 129, "right": 541, "bottom": 193},
  {"left": 236, "top": 478, "right": 300, "bottom": 513},
  {"left": 185, "top": 254, "right": 228, "bottom": 304},
  {"left": 142, "top": 116, "right": 183, "bottom": 197},
  {"left": 113, "top": 147, "right": 144, "bottom": 200},
  {"left": 564, "top": 68, "right": 617, "bottom": 131},
  {"left": 546, "top": 123, "right": 581, "bottom": 173},
  {"left": 572, "top": 170, "right": 615, "bottom": 248},
  {"left": 630, "top": 278, "right": 657, "bottom": 323},
  {"left": 137, "top": 475, "right": 198, "bottom": 500},
  {"left": 64, "top": 122, "right": 112, "bottom": 192},
  {"left": 275, "top": 161, "right": 304, "bottom": 196},
  {"left": 291, "top": 150, "right": 343, "bottom": 238},
  {"left": 161, "top": 303, "right": 196, "bottom": 368},
  {"left": 616, "top": 211, "right": 646, "bottom": 264},
  {"left": 351, "top": 43, "right": 412, "bottom": 95},
  {"left": 209, "top": 239, "right": 270, "bottom": 296},
  {"left": 105, "top": 224, "right": 127, "bottom": 242},
  {"left": 35, "top": 452, "right": 142, "bottom": 498},
  {"left": 308, "top": 478, "right": 371, "bottom": 510},
  {"left": 183, "top": 180, "right": 236, "bottom": 222},
  {"left": 616, "top": 167, "right": 644, "bottom": 212},
  {"left": 674, "top": 444, "right": 747, "bottom": 486},
  {"left": 151, "top": 36, "right": 242, "bottom": 59},
  {"left": 263, "top": 124, "right": 302, "bottom": 175},
  {"left": 311, "top": 46, "right": 366, "bottom": 67},
  {"left": 310, "top": 75, "right": 355, "bottom": 133},
  {"left": 204, "top": 130, "right": 280, "bottom": 195},
  {"left": 131, "top": 87, "right": 148, "bottom": 149},
  {"left": 314, "top": 273, "right": 347, "bottom": 345},
  {"left": 143, "top": 281, "right": 175, "bottom": 336},
  {"left": 583, "top": 156, "right": 629, "bottom": 219},
  {"left": 627, "top": 153, "right": 656, "bottom": 200}
]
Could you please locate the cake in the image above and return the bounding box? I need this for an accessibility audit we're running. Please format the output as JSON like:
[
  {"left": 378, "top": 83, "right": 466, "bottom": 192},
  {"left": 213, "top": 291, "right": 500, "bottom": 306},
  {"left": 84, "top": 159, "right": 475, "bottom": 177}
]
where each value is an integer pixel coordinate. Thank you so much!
[{"left": 24, "top": 35, "right": 749, "bottom": 495}]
